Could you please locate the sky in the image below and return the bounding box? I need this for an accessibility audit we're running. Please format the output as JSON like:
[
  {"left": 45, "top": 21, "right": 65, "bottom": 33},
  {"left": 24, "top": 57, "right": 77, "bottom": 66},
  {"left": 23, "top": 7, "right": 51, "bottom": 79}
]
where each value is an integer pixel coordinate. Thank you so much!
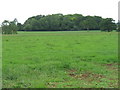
[{"left": 0, "top": 0, "right": 119, "bottom": 24}]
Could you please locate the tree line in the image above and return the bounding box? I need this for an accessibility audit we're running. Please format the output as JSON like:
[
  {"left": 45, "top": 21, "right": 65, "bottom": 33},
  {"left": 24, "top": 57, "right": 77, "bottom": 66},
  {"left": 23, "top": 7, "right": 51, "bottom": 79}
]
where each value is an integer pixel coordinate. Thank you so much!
[
  {"left": 1, "top": 13, "right": 120, "bottom": 34},
  {"left": 23, "top": 14, "right": 117, "bottom": 32}
]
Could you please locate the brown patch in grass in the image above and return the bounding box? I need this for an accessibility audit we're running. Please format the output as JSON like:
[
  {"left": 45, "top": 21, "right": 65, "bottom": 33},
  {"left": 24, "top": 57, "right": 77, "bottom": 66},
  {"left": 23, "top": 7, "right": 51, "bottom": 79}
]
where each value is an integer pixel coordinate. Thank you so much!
[
  {"left": 104, "top": 63, "right": 118, "bottom": 66},
  {"left": 68, "top": 69, "right": 77, "bottom": 73},
  {"left": 68, "top": 73, "right": 76, "bottom": 77},
  {"left": 68, "top": 70, "right": 106, "bottom": 82},
  {"left": 67, "top": 69, "right": 78, "bottom": 77},
  {"left": 47, "top": 82, "right": 58, "bottom": 88},
  {"left": 63, "top": 85, "right": 73, "bottom": 87},
  {"left": 108, "top": 82, "right": 118, "bottom": 88},
  {"left": 103, "top": 63, "right": 118, "bottom": 70},
  {"left": 76, "top": 72, "right": 105, "bottom": 80}
]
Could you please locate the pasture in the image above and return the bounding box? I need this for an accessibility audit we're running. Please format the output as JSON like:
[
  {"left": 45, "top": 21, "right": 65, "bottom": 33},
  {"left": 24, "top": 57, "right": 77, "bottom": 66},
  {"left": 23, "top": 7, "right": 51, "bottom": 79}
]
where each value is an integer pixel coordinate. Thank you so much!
[{"left": 2, "top": 31, "right": 118, "bottom": 88}]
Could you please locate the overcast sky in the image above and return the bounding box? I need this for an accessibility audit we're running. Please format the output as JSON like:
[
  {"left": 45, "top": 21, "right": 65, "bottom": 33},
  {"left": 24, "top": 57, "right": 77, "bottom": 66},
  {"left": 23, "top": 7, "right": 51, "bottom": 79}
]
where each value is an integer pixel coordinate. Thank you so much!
[{"left": 0, "top": 0, "right": 119, "bottom": 24}]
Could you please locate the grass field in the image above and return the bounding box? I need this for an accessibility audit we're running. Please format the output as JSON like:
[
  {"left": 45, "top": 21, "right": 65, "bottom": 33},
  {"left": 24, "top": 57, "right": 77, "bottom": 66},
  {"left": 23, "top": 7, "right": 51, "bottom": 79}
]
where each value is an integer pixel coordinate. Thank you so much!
[{"left": 2, "top": 31, "right": 118, "bottom": 88}]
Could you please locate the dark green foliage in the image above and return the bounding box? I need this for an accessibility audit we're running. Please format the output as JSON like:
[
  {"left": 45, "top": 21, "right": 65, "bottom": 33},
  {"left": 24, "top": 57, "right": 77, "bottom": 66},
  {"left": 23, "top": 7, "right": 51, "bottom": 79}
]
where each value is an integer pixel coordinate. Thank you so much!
[
  {"left": 117, "top": 21, "right": 120, "bottom": 32},
  {"left": 80, "top": 16, "right": 99, "bottom": 31},
  {"left": 100, "top": 18, "right": 116, "bottom": 32},
  {"left": 2, "top": 19, "right": 19, "bottom": 34},
  {"left": 118, "top": 25, "right": 120, "bottom": 32},
  {"left": 23, "top": 14, "right": 116, "bottom": 32},
  {"left": 17, "top": 23, "right": 23, "bottom": 31},
  {"left": 2, "top": 14, "right": 116, "bottom": 32}
]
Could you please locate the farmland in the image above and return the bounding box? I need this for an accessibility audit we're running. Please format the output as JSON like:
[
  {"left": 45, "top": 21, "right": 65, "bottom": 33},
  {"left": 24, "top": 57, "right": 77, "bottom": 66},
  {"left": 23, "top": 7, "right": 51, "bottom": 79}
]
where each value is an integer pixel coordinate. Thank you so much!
[{"left": 2, "top": 31, "right": 118, "bottom": 88}]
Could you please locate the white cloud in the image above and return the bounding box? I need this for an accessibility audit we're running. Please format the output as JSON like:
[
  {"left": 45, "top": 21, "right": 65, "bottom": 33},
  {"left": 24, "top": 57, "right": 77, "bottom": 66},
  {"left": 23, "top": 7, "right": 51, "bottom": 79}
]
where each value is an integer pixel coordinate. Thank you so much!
[{"left": 0, "top": 0, "right": 119, "bottom": 24}]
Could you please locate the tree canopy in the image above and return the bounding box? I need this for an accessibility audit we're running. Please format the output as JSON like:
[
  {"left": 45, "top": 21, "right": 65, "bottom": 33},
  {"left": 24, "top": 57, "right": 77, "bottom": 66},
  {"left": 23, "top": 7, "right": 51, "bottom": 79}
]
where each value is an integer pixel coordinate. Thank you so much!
[
  {"left": 100, "top": 18, "right": 116, "bottom": 32},
  {"left": 2, "top": 19, "right": 18, "bottom": 34},
  {"left": 22, "top": 14, "right": 116, "bottom": 32},
  {"left": 2, "top": 14, "right": 117, "bottom": 34}
]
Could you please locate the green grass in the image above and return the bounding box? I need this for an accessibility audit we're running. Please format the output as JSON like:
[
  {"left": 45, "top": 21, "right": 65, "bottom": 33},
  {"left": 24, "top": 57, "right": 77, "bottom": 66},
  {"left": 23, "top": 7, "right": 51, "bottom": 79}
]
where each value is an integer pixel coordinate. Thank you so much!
[{"left": 2, "top": 31, "right": 118, "bottom": 88}]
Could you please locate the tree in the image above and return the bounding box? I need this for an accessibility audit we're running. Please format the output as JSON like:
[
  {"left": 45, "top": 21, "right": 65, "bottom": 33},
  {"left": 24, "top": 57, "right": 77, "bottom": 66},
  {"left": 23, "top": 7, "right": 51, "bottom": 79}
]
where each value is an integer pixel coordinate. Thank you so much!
[
  {"left": 2, "top": 20, "right": 10, "bottom": 34},
  {"left": 93, "top": 16, "right": 102, "bottom": 30},
  {"left": 117, "top": 21, "right": 120, "bottom": 32},
  {"left": 80, "top": 17, "right": 97, "bottom": 31},
  {"left": 9, "top": 21, "right": 18, "bottom": 34},
  {"left": 22, "top": 14, "right": 116, "bottom": 31},
  {"left": 2, "top": 19, "right": 18, "bottom": 34},
  {"left": 100, "top": 18, "right": 116, "bottom": 32},
  {"left": 17, "top": 23, "right": 23, "bottom": 31}
]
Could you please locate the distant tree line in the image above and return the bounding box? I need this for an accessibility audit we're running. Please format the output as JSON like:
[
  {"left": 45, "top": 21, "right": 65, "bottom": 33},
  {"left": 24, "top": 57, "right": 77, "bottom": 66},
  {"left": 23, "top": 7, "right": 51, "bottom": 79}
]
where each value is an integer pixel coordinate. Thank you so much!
[
  {"left": 1, "top": 14, "right": 119, "bottom": 34},
  {"left": 22, "top": 14, "right": 117, "bottom": 32}
]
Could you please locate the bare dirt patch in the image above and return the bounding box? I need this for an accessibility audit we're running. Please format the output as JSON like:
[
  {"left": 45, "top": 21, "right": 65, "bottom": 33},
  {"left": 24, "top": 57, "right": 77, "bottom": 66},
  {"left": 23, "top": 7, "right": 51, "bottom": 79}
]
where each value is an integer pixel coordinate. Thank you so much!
[
  {"left": 67, "top": 70, "right": 106, "bottom": 82},
  {"left": 47, "top": 82, "right": 58, "bottom": 88},
  {"left": 103, "top": 63, "right": 118, "bottom": 70}
]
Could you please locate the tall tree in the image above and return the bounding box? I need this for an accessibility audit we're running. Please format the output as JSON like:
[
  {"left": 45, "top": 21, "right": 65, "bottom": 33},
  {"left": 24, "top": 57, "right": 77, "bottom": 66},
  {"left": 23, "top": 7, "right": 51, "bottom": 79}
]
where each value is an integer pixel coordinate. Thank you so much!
[
  {"left": 2, "top": 20, "right": 10, "bottom": 34},
  {"left": 100, "top": 18, "right": 116, "bottom": 32},
  {"left": 2, "top": 19, "right": 18, "bottom": 34}
]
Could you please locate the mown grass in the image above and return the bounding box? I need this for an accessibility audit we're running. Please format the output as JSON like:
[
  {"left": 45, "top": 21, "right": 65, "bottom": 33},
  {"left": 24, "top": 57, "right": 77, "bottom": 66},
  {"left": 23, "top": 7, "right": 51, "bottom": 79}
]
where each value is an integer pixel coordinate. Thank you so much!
[{"left": 2, "top": 31, "right": 118, "bottom": 88}]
